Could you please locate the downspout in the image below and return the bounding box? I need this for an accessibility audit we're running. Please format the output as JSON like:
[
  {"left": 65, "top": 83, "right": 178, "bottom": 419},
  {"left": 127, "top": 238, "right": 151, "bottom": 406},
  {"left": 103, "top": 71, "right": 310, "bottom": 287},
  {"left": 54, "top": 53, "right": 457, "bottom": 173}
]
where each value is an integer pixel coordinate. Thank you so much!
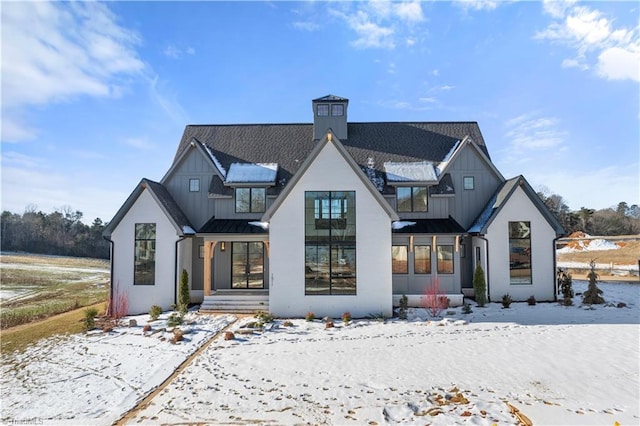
[
  {"left": 475, "top": 234, "right": 491, "bottom": 302},
  {"left": 103, "top": 236, "right": 114, "bottom": 315},
  {"left": 553, "top": 235, "right": 562, "bottom": 302},
  {"left": 174, "top": 235, "right": 187, "bottom": 306}
]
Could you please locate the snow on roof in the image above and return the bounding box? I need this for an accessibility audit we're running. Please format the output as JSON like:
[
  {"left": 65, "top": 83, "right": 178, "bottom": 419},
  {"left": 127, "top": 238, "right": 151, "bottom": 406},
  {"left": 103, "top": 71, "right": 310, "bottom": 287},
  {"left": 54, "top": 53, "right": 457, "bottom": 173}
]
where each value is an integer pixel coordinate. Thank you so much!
[
  {"left": 182, "top": 226, "right": 196, "bottom": 235},
  {"left": 436, "top": 139, "right": 461, "bottom": 175},
  {"left": 248, "top": 221, "right": 270, "bottom": 230},
  {"left": 392, "top": 221, "right": 417, "bottom": 230},
  {"left": 226, "top": 163, "right": 278, "bottom": 184},
  {"left": 468, "top": 194, "right": 497, "bottom": 233},
  {"left": 202, "top": 144, "right": 226, "bottom": 178},
  {"left": 384, "top": 161, "right": 438, "bottom": 182}
]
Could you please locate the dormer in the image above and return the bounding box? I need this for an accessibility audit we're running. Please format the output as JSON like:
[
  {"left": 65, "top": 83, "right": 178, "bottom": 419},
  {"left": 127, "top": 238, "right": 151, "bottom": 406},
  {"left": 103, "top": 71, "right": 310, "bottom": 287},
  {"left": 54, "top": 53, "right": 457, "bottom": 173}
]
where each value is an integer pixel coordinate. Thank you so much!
[{"left": 312, "top": 95, "right": 348, "bottom": 141}]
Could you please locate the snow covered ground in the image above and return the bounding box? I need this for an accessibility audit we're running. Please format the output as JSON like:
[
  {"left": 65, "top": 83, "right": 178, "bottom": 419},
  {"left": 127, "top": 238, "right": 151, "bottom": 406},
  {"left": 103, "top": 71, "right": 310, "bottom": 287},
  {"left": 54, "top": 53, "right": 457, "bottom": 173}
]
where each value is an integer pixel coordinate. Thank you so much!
[{"left": 1, "top": 281, "right": 638, "bottom": 426}]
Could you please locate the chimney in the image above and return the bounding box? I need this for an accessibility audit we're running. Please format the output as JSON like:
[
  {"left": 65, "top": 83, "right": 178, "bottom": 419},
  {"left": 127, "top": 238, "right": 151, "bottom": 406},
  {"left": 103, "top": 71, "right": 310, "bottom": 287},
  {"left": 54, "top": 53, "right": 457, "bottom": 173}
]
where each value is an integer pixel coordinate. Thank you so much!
[{"left": 312, "top": 95, "right": 348, "bottom": 141}]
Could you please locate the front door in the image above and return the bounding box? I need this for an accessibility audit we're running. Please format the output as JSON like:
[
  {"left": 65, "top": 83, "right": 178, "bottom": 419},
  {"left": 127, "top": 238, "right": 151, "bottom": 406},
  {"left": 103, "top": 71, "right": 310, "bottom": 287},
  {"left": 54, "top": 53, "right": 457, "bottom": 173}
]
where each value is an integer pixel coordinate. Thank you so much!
[{"left": 231, "top": 242, "right": 264, "bottom": 289}]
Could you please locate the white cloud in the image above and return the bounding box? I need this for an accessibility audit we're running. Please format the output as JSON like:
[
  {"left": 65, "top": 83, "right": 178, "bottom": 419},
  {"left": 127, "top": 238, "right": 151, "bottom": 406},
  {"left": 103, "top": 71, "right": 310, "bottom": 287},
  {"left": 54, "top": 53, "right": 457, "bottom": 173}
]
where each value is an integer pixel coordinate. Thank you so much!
[
  {"left": 541, "top": 0, "right": 577, "bottom": 19},
  {"left": 293, "top": 21, "right": 320, "bottom": 32},
  {"left": 163, "top": 44, "right": 196, "bottom": 59},
  {"left": 454, "top": 0, "right": 500, "bottom": 12},
  {"left": 123, "top": 137, "right": 156, "bottom": 151},
  {"left": 504, "top": 113, "right": 567, "bottom": 151},
  {"left": 536, "top": 4, "right": 640, "bottom": 82},
  {"left": 329, "top": 1, "right": 426, "bottom": 50},
  {"left": 1, "top": 2, "right": 144, "bottom": 142}
]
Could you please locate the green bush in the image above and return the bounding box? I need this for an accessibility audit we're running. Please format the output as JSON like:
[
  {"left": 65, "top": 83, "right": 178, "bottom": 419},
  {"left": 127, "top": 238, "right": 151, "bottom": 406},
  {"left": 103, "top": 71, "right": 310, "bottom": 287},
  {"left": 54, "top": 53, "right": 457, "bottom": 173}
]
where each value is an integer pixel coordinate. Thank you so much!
[
  {"left": 305, "top": 312, "right": 315, "bottom": 321},
  {"left": 473, "top": 265, "right": 487, "bottom": 307},
  {"left": 167, "top": 312, "right": 184, "bottom": 327},
  {"left": 461, "top": 302, "right": 473, "bottom": 314},
  {"left": 255, "top": 310, "right": 274, "bottom": 324},
  {"left": 501, "top": 294, "right": 512, "bottom": 308},
  {"left": 83, "top": 307, "right": 99, "bottom": 330},
  {"left": 178, "top": 269, "right": 190, "bottom": 314},
  {"left": 398, "top": 295, "right": 408, "bottom": 320},
  {"left": 149, "top": 305, "right": 162, "bottom": 321}
]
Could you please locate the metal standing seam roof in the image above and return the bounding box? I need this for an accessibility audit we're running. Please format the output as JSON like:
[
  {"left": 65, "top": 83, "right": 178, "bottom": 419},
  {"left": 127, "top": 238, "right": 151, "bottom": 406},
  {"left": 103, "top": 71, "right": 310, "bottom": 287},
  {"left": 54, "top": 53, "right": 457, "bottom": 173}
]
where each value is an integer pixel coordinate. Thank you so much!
[
  {"left": 198, "top": 217, "right": 269, "bottom": 234},
  {"left": 391, "top": 217, "right": 466, "bottom": 234}
]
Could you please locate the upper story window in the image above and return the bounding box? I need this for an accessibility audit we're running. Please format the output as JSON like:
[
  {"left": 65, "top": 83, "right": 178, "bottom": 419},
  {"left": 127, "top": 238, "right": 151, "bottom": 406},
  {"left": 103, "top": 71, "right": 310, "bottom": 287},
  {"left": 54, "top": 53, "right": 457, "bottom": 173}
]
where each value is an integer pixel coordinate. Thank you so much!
[
  {"left": 331, "top": 104, "right": 344, "bottom": 116},
  {"left": 317, "top": 104, "right": 329, "bottom": 116},
  {"left": 463, "top": 176, "right": 475, "bottom": 190},
  {"left": 189, "top": 178, "right": 200, "bottom": 192},
  {"left": 396, "top": 186, "right": 428, "bottom": 212},
  {"left": 134, "top": 223, "right": 156, "bottom": 285},
  {"left": 235, "top": 188, "right": 266, "bottom": 213}
]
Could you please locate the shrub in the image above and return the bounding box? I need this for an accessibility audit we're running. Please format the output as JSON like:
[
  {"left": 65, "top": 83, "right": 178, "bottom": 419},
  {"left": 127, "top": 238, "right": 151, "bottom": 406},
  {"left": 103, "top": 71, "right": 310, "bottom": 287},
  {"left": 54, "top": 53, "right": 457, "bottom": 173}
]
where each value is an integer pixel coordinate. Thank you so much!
[
  {"left": 501, "top": 294, "right": 512, "bottom": 308},
  {"left": 557, "top": 268, "right": 573, "bottom": 305},
  {"left": 283, "top": 320, "right": 293, "bottom": 327},
  {"left": 167, "top": 312, "right": 184, "bottom": 327},
  {"left": 107, "top": 280, "right": 129, "bottom": 326},
  {"left": 341, "top": 312, "right": 351, "bottom": 324},
  {"left": 255, "top": 310, "right": 274, "bottom": 324},
  {"left": 398, "top": 294, "right": 408, "bottom": 320},
  {"left": 461, "top": 302, "right": 473, "bottom": 314},
  {"left": 583, "top": 260, "right": 605, "bottom": 304},
  {"left": 178, "top": 269, "right": 190, "bottom": 314},
  {"left": 527, "top": 295, "right": 536, "bottom": 306},
  {"left": 305, "top": 312, "right": 315, "bottom": 322},
  {"left": 149, "top": 305, "right": 162, "bottom": 321},
  {"left": 424, "top": 278, "right": 448, "bottom": 318},
  {"left": 473, "top": 265, "right": 487, "bottom": 307},
  {"left": 83, "top": 307, "right": 99, "bottom": 330}
]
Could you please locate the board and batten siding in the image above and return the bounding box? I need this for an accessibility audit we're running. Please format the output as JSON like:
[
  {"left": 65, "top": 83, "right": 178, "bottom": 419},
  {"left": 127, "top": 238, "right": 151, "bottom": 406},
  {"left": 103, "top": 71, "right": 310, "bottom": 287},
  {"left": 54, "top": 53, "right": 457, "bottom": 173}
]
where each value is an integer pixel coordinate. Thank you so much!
[
  {"left": 269, "top": 140, "right": 393, "bottom": 318},
  {"left": 446, "top": 146, "right": 503, "bottom": 230},
  {"left": 110, "top": 189, "right": 180, "bottom": 315},
  {"left": 383, "top": 194, "right": 449, "bottom": 219},
  {"left": 214, "top": 196, "right": 277, "bottom": 219},
  {"left": 485, "top": 186, "right": 557, "bottom": 302},
  {"left": 163, "top": 148, "right": 217, "bottom": 230}
]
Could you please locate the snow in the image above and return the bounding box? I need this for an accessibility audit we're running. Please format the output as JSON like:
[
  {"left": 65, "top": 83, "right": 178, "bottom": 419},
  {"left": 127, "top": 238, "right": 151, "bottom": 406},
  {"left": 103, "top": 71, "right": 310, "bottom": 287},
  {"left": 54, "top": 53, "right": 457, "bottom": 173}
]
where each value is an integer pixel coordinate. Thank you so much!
[
  {"left": 384, "top": 161, "right": 438, "bottom": 182},
  {"left": 558, "top": 238, "right": 620, "bottom": 253},
  {"left": 248, "top": 221, "right": 270, "bottom": 230},
  {"left": 201, "top": 143, "right": 226, "bottom": 178},
  {"left": 182, "top": 225, "right": 196, "bottom": 235},
  {"left": 2, "top": 281, "right": 639, "bottom": 425},
  {"left": 226, "top": 162, "right": 278, "bottom": 183},
  {"left": 392, "top": 220, "right": 417, "bottom": 230},
  {"left": 436, "top": 139, "right": 461, "bottom": 175}
]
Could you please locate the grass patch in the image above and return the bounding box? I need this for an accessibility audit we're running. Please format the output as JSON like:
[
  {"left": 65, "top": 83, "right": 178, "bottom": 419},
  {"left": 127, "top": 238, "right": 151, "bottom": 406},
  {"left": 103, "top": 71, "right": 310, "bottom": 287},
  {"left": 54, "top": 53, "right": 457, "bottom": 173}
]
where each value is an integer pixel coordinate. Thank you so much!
[{"left": 1, "top": 302, "right": 106, "bottom": 355}]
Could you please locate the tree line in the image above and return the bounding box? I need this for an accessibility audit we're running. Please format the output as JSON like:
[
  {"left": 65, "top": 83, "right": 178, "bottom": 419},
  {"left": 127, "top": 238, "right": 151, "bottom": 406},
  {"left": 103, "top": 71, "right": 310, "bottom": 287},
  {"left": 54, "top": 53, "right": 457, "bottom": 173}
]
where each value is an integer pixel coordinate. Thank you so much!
[
  {"left": 536, "top": 189, "right": 640, "bottom": 236},
  {"left": 1, "top": 196, "right": 638, "bottom": 260},
  {"left": 1, "top": 206, "right": 109, "bottom": 259}
]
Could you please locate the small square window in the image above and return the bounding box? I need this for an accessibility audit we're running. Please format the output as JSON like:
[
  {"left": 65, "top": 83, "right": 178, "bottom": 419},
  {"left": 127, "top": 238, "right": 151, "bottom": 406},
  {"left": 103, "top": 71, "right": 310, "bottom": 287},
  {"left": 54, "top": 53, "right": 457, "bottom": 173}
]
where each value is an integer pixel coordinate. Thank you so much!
[
  {"left": 189, "top": 178, "right": 200, "bottom": 192},
  {"left": 463, "top": 176, "right": 475, "bottom": 190},
  {"left": 317, "top": 104, "right": 329, "bottom": 116},
  {"left": 331, "top": 104, "right": 344, "bottom": 116},
  {"left": 199, "top": 245, "right": 204, "bottom": 259}
]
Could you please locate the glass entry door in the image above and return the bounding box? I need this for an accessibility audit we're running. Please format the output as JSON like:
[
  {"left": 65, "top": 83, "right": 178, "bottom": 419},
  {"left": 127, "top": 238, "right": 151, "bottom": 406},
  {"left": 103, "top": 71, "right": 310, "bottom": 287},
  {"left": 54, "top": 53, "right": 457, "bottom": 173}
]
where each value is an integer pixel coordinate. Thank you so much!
[{"left": 231, "top": 242, "right": 264, "bottom": 289}]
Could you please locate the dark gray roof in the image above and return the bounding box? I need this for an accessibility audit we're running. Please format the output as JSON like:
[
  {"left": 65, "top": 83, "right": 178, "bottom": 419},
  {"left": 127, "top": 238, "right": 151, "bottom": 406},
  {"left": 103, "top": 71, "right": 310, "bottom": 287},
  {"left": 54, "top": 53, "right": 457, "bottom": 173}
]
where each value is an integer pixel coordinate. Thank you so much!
[
  {"left": 176, "top": 122, "right": 488, "bottom": 193},
  {"left": 429, "top": 173, "right": 455, "bottom": 196},
  {"left": 313, "top": 94, "right": 348, "bottom": 102},
  {"left": 468, "top": 175, "right": 565, "bottom": 235},
  {"left": 103, "top": 178, "right": 193, "bottom": 237},
  {"left": 392, "top": 217, "right": 466, "bottom": 234},
  {"left": 199, "top": 218, "right": 269, "bottom": 234}
]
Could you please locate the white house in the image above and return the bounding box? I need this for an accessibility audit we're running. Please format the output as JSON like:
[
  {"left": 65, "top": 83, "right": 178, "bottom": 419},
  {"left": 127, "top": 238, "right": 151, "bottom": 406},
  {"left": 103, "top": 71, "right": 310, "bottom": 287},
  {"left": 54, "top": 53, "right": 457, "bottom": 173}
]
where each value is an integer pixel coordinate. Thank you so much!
[{"left": 103, "top": 95, "right": 564, "bottom": 317}]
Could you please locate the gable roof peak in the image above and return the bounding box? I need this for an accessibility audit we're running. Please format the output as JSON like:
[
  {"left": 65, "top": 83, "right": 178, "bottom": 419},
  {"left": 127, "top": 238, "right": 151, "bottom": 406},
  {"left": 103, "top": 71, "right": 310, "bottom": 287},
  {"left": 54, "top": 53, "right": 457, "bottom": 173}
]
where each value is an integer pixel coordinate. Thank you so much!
[{"left": 313, "top": 94, "right": 349, "bottom": 102}]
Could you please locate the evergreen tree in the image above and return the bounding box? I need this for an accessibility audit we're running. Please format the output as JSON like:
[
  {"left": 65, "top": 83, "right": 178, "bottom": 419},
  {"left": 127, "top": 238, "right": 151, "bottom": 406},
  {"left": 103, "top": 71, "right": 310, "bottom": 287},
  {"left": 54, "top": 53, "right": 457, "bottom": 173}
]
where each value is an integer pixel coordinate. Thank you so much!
[
  {"left": 178, "top": 269, "right": 190, "bottom": 314},
  {"left": 583, "top": 260, "right": 605, "bottom": 304},
  {"left": 473, "top": 265, "right": 487, "bottom": 307}
]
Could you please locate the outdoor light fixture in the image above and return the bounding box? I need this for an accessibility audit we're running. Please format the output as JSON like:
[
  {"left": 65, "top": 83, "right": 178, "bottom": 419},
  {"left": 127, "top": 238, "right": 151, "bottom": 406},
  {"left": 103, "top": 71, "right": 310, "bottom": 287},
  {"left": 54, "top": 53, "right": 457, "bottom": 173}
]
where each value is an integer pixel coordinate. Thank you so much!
[{"left": 220, "top": 241, "right": 226, "bottom": 252}]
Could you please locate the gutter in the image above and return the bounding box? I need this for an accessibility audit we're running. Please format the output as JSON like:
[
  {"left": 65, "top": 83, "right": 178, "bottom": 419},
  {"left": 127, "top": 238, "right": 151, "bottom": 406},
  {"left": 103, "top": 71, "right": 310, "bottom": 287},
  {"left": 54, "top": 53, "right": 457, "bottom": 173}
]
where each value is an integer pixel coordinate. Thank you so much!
[
  {"left": 103, "top": 236, "right": 114, "bottom": 316},
  {"left": 474, "top": 234, "right": 491, "bottom": 302},
  {"left": 174, "top": 235, "right": 188, "bottom": 306},
  {"left": 553, "top": 235, "right": 562, "bottom": 302}
]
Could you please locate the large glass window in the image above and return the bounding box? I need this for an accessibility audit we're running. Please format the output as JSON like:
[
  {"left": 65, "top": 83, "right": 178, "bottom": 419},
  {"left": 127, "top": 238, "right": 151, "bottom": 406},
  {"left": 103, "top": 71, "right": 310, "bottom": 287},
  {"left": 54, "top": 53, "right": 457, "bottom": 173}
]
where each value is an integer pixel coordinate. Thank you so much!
[
  {"left": 396, "top": 186, "right": 428, "bottom": 212},
  {"left": 509, "top": 221, "right": 532, "bottom": 284},
  {"left": 231, "top": 242, "right": 264, "bottom": 289},
  {"left": 392, "top": 245, "right": 408, "bottom": 274},
  {"left": 235, "top": 188, "right": 266, "bottom": 213},
  {"left": 414, "top": 245, "right": 431, "bottom": 274},
  {"left": 134, "top": 223, "right": 156, "bottom": 285},
  {"left": 437, "top": 245, "right": 454, "bottom": 274},
  {"left": 305, "top": 191, "right": 356, "bottom": 295}
]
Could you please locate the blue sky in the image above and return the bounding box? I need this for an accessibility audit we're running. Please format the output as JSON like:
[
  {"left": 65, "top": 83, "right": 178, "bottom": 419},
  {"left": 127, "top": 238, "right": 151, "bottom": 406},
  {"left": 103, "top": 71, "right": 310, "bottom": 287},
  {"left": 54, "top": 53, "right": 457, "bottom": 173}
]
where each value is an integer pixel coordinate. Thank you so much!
[{"left": 1, "top": 1, "right": 638, "bottom": 224}]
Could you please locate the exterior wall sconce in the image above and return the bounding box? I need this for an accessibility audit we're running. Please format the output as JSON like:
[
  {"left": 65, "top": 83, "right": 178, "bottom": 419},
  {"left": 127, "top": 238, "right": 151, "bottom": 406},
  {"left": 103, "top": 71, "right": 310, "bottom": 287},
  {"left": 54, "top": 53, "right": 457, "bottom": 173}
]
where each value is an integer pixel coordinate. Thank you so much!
[{"left": 220, "top": 241, "right": 226, "bottom": 252}]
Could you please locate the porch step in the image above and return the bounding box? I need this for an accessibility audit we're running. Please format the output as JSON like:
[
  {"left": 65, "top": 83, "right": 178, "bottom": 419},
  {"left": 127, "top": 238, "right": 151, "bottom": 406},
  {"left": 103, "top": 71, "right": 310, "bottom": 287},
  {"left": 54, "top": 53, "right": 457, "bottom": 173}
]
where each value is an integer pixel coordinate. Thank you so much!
[{"left": 199, "top": 293, "right": 269, "bottom": 313}]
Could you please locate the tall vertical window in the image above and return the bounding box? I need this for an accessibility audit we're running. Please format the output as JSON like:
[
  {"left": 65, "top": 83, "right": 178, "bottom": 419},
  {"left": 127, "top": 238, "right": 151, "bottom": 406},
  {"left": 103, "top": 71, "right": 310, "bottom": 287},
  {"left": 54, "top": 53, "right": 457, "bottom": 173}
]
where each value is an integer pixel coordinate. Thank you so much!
[
  {"left": 509, "top": 221, "right": 532, "bottom": 284},
  {"left": 235, "top": 188, "right": 266, "bottom": 213},
  {"left": 392, "top": 245, "right": 408, "bottom": 274},
  {"left": 189, "top": 178, "right": 200, "bottom": 192},
  {"left": 305, "top": 191, "right": 356, "bottom": 295},
  {"left": 134, "top": 223, "right": 156, "bottom": 285},
  {"left": 396, "top": 187, "right": 428, "bottom": 212},
  {"left": 437, "top": 245, "right": 454, "bottom": 274},
  {"left": 231, "top": 242, "right": 264, "bottom": 289},
  {"left": 414, "top": 245, "right": 431, "bottom": 274}
]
